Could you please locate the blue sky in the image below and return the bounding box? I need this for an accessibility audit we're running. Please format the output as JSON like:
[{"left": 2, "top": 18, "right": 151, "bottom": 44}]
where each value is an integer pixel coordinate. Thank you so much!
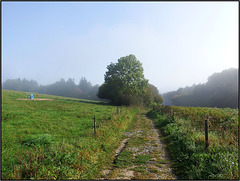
[{"left": 2, "top": 2, "right": 238, "bottom": 93}]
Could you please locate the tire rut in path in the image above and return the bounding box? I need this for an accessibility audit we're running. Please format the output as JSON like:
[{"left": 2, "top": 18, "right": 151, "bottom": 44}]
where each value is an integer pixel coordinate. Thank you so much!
[{"left": 99, "top": 114, "right": 177, "bottom": 180}]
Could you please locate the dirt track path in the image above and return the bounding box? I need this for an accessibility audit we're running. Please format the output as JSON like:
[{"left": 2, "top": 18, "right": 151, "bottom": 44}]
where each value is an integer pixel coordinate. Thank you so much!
[{"left": 99, "top": 113, "right": 177, "bottom": 180}]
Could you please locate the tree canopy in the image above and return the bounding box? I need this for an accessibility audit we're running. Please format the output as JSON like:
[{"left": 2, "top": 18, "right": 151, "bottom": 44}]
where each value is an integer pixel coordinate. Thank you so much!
[{"left": 97, "top": 54, "right": 163, "bottom": 107}]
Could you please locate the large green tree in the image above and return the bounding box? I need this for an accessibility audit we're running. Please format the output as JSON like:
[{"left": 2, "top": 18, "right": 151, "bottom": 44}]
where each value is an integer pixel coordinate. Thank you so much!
[
  {"left": 144, "top": 84, "right": 163, "bottom": 106},
  {"left": 97, "top": 54, "right": 149, "bottom": 105}
]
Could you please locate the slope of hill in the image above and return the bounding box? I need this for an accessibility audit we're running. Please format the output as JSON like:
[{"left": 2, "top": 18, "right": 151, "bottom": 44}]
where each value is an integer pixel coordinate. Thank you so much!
[
  {"left": 162, "top": 68, "right": 238, "bottom": 108},
  {"left": 1, "top": 90, "right": 139, "bottom": 179},
  {"left": 2, "top": 90, "right": 179, "bottom": 180}
]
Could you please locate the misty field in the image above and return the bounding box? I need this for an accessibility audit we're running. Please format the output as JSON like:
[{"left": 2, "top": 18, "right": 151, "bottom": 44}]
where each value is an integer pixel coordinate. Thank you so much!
[
  {"left": 1, "top": 90, "right": 140, "bottom": 179},
  {"left": 2, "top": 89, "right": 239, "bottom": 180},
  {"left": 147, "top": 106, "right": 239, "bottom": 180}
]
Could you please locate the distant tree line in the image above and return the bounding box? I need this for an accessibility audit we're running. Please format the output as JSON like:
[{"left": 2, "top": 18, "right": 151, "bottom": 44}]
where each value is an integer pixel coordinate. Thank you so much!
[
  {"left": 97, "top": 54, "right": 163, "bottom": 107},
  {"left": 2, "top": 77, "right": 100, "bottom": 101},
  {"left": 162, "top": 68, "right": 238, "bottom": 109}
]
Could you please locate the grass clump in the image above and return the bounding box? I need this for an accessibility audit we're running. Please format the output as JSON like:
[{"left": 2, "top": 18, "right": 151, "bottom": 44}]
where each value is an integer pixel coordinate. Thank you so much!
[
  {"left": 134, "top": 155, "right": 151, "bottom": 165},
  {"left": 114, "top": 151, "right": 134, "bottom": 168},
  {"left": 21, "top": 134, "right": 55, "bottom": 147}
]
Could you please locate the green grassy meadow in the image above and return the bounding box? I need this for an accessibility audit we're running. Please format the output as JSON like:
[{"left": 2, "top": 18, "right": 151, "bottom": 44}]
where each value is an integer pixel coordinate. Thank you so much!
[
  {"left": 2, "top": 89, "right": 239, "bottom": 180},
  {"left": 147, "top": 106, "right": 239, "bottom": 180},
  {"left": 1, "top": 90, "right": 140, "bottom": 179}
]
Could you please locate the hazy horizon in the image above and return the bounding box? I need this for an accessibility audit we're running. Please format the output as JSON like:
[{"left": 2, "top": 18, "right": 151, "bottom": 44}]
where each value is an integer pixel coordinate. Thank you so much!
[
  {"left": 2, "top": 67, "right": 238, "bottom": 95},
  {"left": 2, "top": 2, "right": 238, "bottom": 94}
]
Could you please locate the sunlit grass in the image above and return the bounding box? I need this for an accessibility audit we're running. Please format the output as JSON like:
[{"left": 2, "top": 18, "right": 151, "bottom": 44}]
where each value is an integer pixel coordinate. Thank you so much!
[
  {"left": 1, "top": 89, "right": 139, "bottom": 179},
  {"left": 147, "top": 107, "right": 239, "bottom": 180}
]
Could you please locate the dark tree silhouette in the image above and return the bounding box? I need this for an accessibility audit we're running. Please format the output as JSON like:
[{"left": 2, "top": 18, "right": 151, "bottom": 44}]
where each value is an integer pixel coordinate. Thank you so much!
[{"left": 162, "top": 68, "right": 238, "bottom": 108}]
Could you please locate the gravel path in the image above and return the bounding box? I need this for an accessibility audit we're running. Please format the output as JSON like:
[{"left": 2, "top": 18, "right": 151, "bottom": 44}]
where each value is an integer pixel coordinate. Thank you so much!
[{"left": 99, "top": 113, "right": 177, "bottom": 180}]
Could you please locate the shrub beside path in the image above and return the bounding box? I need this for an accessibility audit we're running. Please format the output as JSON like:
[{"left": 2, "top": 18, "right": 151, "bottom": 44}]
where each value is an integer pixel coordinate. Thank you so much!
[{"left": 99, "top": 112, "right": 177, "bottom": 180}]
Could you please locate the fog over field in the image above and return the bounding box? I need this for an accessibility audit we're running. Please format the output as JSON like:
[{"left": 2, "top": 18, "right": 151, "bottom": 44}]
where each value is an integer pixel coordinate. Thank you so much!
[{"left": 2, "top": 2, "right": 238, "bottom": 94}]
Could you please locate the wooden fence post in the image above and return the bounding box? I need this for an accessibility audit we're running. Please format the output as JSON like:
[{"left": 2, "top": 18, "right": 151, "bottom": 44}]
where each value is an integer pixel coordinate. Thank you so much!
[
  {"left": 205, "top": 118, "right": 209, "bottom": 150},
  {"left": 94, "top": 116, "right": 96, "bottom": 136},
  {"left": 117, "top": 107, "right": 120, "bottom": 114}
]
